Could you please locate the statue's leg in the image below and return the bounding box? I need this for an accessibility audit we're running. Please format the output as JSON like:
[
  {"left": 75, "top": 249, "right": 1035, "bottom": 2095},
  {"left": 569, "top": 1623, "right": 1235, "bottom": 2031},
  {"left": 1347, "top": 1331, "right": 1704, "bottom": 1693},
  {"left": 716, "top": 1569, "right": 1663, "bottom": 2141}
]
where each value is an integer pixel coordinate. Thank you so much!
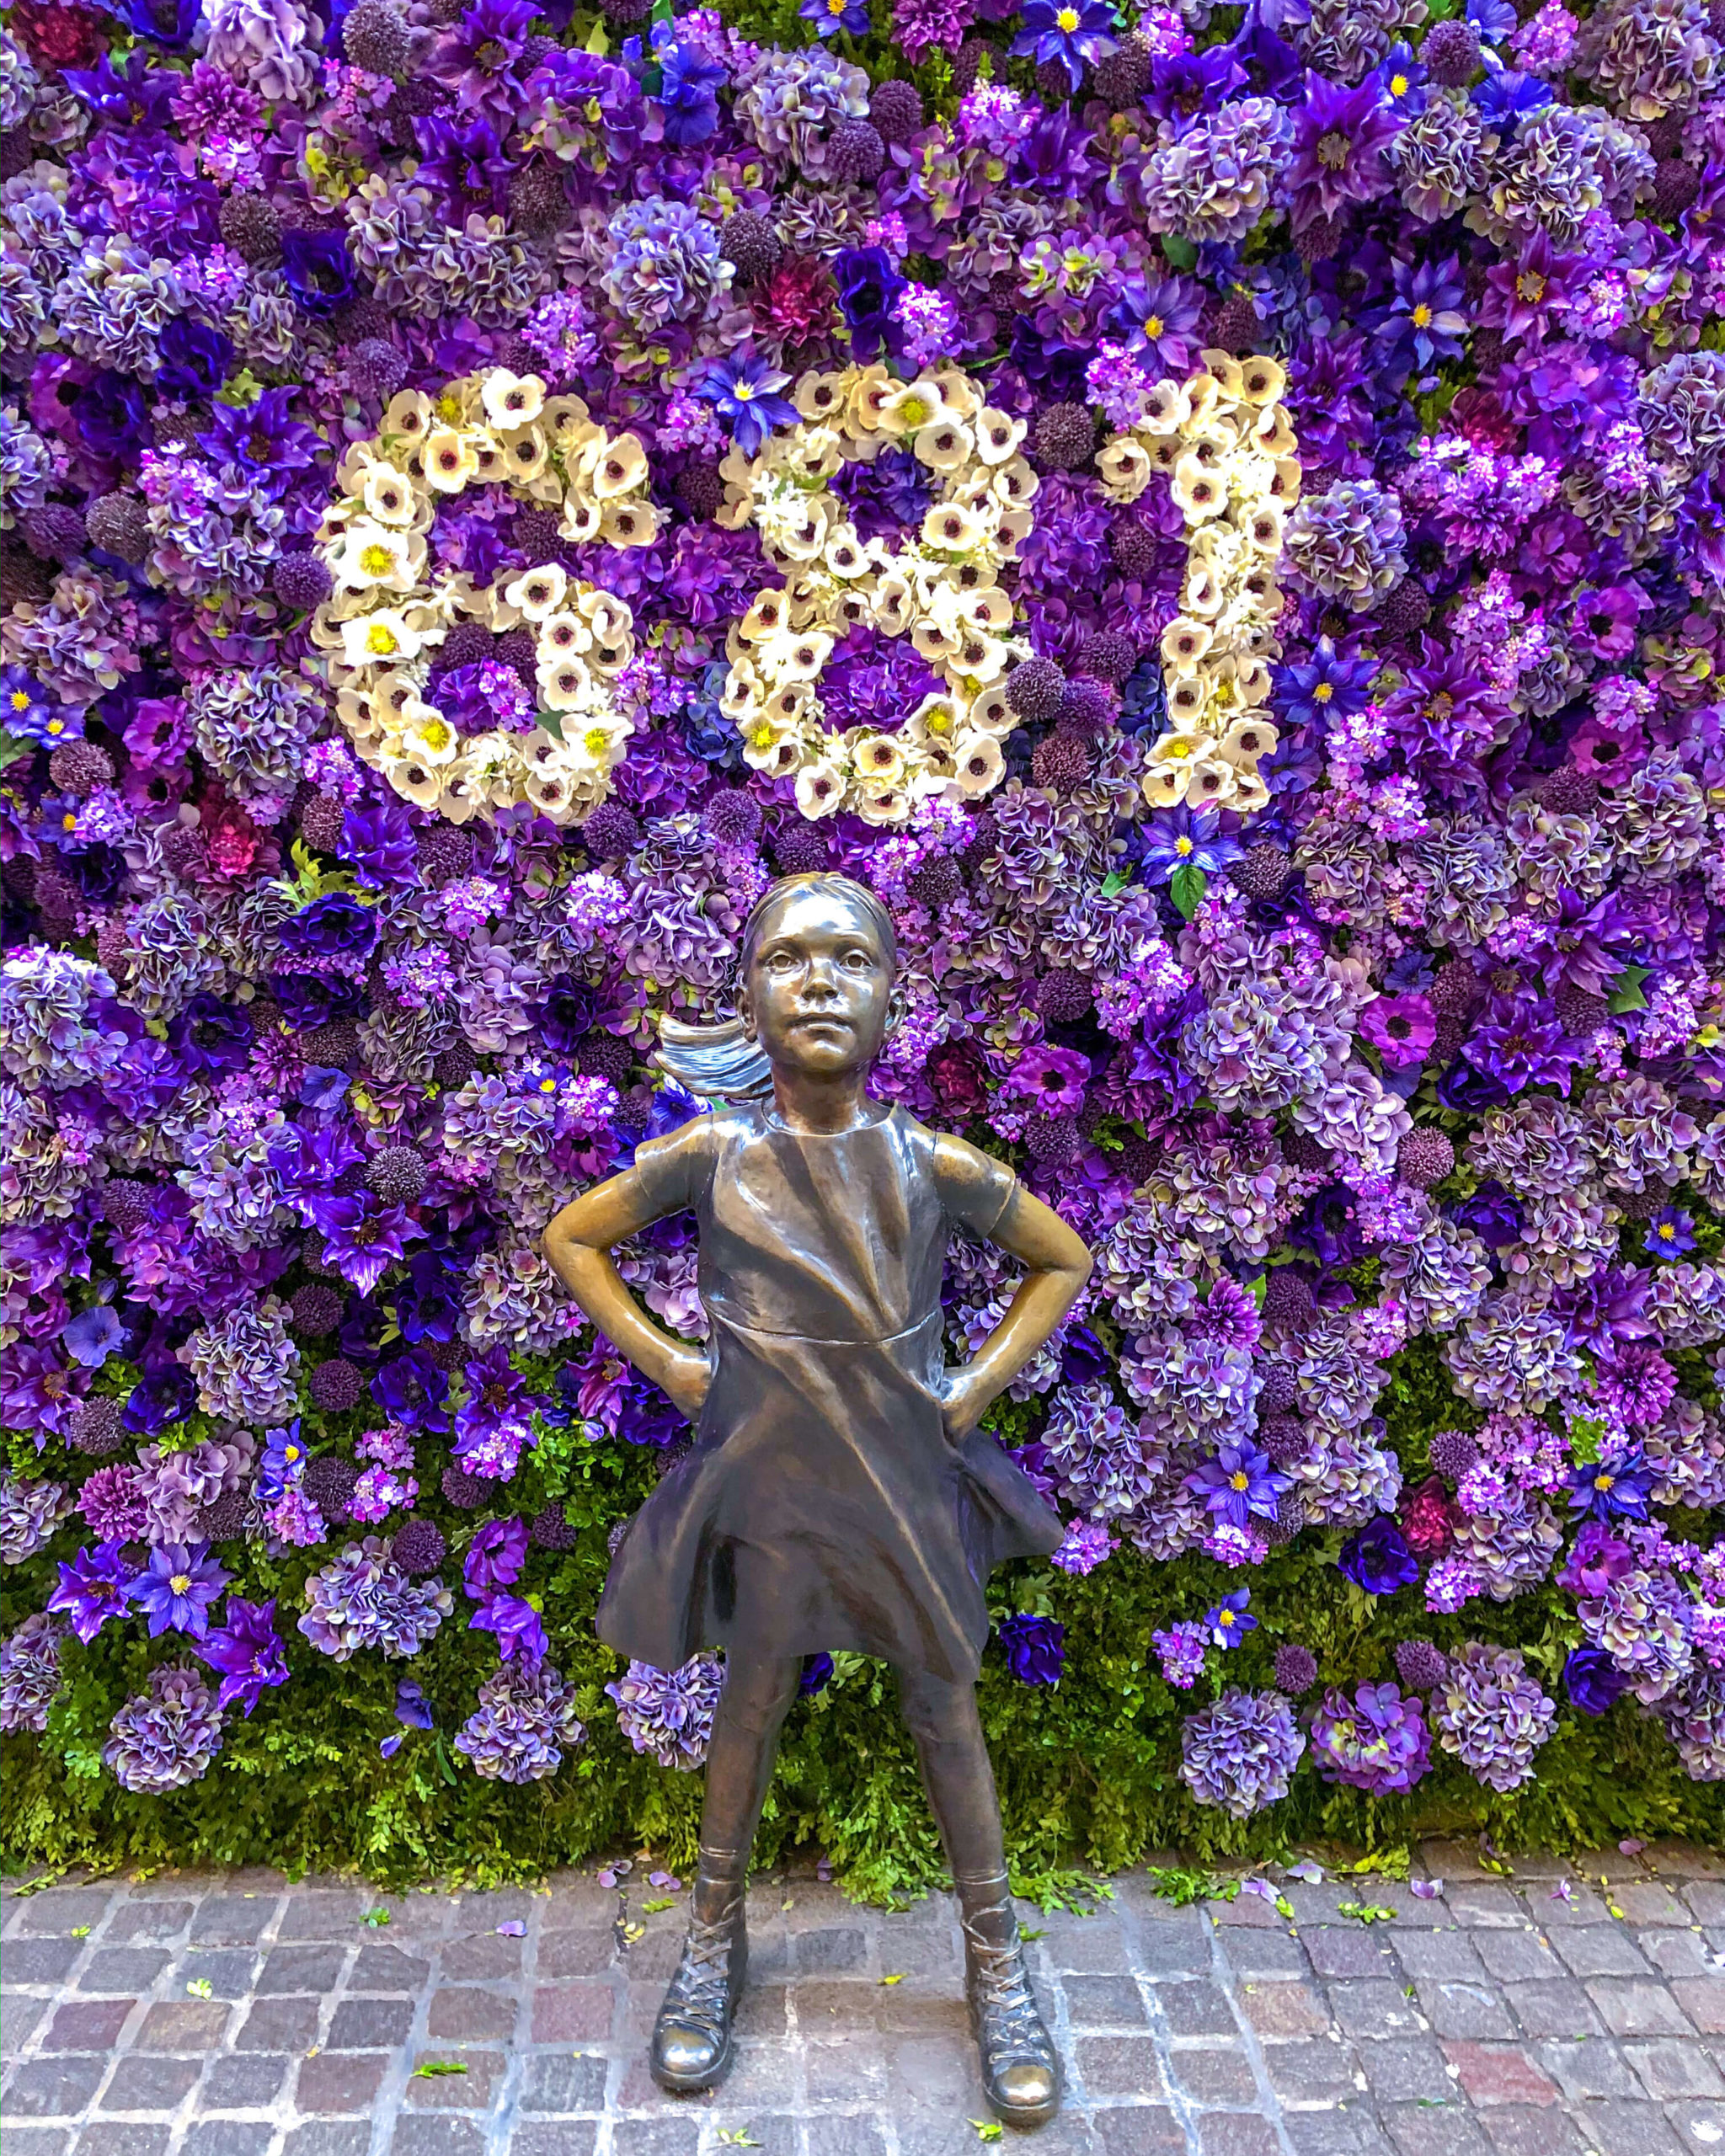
[
  {"left": 649, "top": 1650, "right": 802, "bottom": 2095},
  {"left": 896, "top": 1665, "right": 1062, "bottom": 2129}
]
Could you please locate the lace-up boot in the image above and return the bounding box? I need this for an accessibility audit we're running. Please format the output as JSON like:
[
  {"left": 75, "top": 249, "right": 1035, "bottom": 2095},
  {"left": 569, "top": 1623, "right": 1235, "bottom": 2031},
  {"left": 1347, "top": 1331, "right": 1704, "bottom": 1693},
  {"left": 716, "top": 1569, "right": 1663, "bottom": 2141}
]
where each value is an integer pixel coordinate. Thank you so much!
[
  {"left": 649, "top": 1844, "right": 749, "bottom": 2093},
  {"left": 957, "top": 1870, "right": 1061, "bottom": 2127}
]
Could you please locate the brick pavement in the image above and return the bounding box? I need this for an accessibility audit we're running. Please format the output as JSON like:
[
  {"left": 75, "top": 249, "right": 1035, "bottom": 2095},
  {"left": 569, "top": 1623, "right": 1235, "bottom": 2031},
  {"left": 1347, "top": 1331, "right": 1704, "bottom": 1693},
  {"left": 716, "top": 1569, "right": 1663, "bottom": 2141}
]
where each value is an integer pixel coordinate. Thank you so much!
[{"left": 7, "top": 1843, "right": 1725, "bottom": 2156}]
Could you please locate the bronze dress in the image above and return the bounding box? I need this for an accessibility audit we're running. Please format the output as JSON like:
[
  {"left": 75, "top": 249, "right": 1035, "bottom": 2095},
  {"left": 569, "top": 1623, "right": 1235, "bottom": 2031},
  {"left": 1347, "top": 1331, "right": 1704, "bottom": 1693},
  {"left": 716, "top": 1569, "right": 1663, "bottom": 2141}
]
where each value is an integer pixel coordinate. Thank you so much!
[{"left": 594, "top": 1100, "right": 1065, "bottom": 1684}]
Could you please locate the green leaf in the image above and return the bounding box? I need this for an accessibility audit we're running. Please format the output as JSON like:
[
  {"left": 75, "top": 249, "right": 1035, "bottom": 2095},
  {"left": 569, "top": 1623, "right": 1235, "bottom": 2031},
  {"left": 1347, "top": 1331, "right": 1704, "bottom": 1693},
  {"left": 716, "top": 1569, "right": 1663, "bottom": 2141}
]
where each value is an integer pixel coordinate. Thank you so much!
[
  {"left": 1250, "top": 1274, "right": 1268, "bottom": 1310},
  {"left": 969, "top": 2123, "right": 1005, "bottom": 2143},
  {"left": 641, "top": 1897, "right": 676, "bottom": 1913},
  {"left": 362, "top": 1907, "right": 391, "bottom": 1927},
  {"left": 1098, "top": 868, "right": 1131, "bottom": 897},
  {"left": 186, "top": 1978, "right": 213, "bottom": 1999},
  {"left": 1568, "top": 1417, "right": 1604, "bottom": 1467},
  {"left": 1336, "top": 1902, "right": 1397, "bottom": 1925},
  {"left": 1160, "top": 235, "right": 1198, "bottom": 270},
  {"left": 0, "top": 728, "right": 31, "bottom": 772},
  {"left": 1606, "top": 963, "right": 1650, "bottom": 1014},
  {"left": 413, "top": 2062, "right": 469, "bottom": 2079},
  {"left": 1168, "top": 862, "right": 1208, "bottom": 921}
]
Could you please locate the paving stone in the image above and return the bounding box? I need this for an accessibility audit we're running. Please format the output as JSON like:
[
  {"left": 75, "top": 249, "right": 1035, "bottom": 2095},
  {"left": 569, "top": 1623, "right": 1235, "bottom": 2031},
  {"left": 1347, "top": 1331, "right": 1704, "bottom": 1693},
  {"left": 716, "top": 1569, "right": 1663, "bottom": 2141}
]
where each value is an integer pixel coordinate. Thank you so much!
[
  {"left": 1477, "top": 2105, "right": 1591, "bottom": 2156},
  {"left": 1563, "top": 2098, "right": 1688, "bottom": 2156},
  {"left": 1672, "top": 1978, "right": 1725, "bottom": 2032},
  {"left": 1505, "top": 1982, "right": 1604, "bottom": 2038},
  {"left": 1476, "top": 1936, "right": 1567, "bottom": 1983},
  {"left": 1610, "top": 1889, "right": 1688, "bottom": 1929},
  {"left": 516, "top": 2049, "right": 610, "bottom": 2112},
  {"left": 1532, "top": 2037, "right": 1640, "bottom": 2100},
  {"left": 256, "top": 1943, "right": 346, "bottom": 1993},
  {"left": 280, "top": 2126, "right": 372, "bottom": 2156},
  {"left": 1587, "top": 1983, "right": 1696, "bottom": 2038},
  {"left": 132, "top": 2001, "right": 228, "bottom": 2052},
  {"left": 1195, "top": 2115, "right": 1281, "bottom": 2156},
  {"left": 188, "top": 1896, "right": 278, "bottom": 1946},
  {"left": 1238, "top": 1982, "right": 1334, "bottom": 2038},
  {"left": 527, "top": 1981, "right": 611, "bottom": 2042},
  {"left": 1330, "top": 1981, "right": 1427, "bottom": 2041},
  {"left": 97, "top": 2052, "right": 200, "bottom": 2110},
  {"left": 537, "top": 1926, "right": 614, "bottom": 1978},
  {"left": 351, "top": 1943, "right": 432, "bottom": 1992},
  {"left": 3, "top": 1991, "right": 51, "bottom": 2053},
  {"left": 1075, "top": 2035, "right": 1167, "bottom": 2098},
  {"left": 295, "top": 2050, "right": 392, "bottom": 2114},
  {"left": 3, "top": 2054, "right": 107, "bottom": 2117},
  {"left": 1418, "top": 1981, "right": 1519, "bottom": 2041},
  {"left": 235, "top": 1994, "right": 320, "bottom": 2050},
  {"left": 9, "top": 1892, "right": 112, "bottom": 1935},
  {"left": 6, "top": 1939, "right": 83, "bottom": 1983},
  {"left": 200, "top": 2052, "right": 293, "bottom": 2108},
  {"left": 1309, "top": 1929, "right": 1405, "bottom": 1978},
  {"left": 1063, "top": 1974, "right": 1149, "bottom": 2026},
  {"left": 1157, "top": 1982, "right": 1237, "bottom": 2037},
  {"left": 1446, "top": 1889, "right": 1527, "bottom": 1931},
  {"left": 0, "top": 2130, "right": 73, "bottom": 2156},
  {"left": 1666, "top": 2104, "right": 1725, "bottom": 2152},
  {"left": 388, "top": 2121, "right": 488, "bottom": 2155},
  {"left": 77, "top": 1950, "right": 170, "bottom": 1994},
  {"left": 508, "top": 2127, "right": 601, "bottom": 2156},
  {"left": 1261, "top": 2038, "right": 1361, "bottom": 2106},
  {"left": 1621, "top": 2039, "right": 1725, "bottom": 2099},
  {"left": 276, "top": 1892, "right": 366, "bottom": 1940},
  {"left": 182, "top": 2125, "right": 275, "bottom": 2156},
  {"left": 1219, "top": 1931, "right": 1311, "bottom": 1980},
  {"left": 1353, "top": 2036, "right": 1455, "bottom": 2103},
  {"left": 44, "top": 1998, "right": 135, "bottom": 2052},
  {"left": 1640, "top": 1934, "right": 1716, "bottom": 1978},
  {"left": 1172, "top": 2045, "right": 1262, "bottom": 2105},
  {"left": 72, "top": 2126, "right": 174, "bottom": 2155},
  {"left": 1383, "top": 2102, "right": 1497, "bottom": 2156},
  {"left": 805, "top": 2121, "right": 889, "bottom": 2156},
  {"left": 171, "top": 1949, "right": 258, "bottom": 2001},
  {"left": 1442, "top": 2044, "right": 1560, "bottom": 2106},
  {"left": 327, "top": 1994, "right": 418, "bottom": 2048},
  {"left": 608, "top": 2125, "right": 703, "bottom": 2156},
  {"left": 1092, "top": 2108, "right": 1189, "bottom": 2156},
  {"left": 1397, "top": 1935, "right": 1491, "bottom": 1983},
  {"left": 1555, "top": 1935, "right": 1653, "bottom": 1981}
]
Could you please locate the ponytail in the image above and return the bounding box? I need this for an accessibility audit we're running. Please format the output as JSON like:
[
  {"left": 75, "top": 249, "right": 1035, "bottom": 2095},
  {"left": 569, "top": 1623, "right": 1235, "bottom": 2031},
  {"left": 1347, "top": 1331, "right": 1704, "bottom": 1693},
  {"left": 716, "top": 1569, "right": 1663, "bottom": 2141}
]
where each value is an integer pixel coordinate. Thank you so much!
[{"left": 649, "top": 872, "right": 898, "bottom": 1102}]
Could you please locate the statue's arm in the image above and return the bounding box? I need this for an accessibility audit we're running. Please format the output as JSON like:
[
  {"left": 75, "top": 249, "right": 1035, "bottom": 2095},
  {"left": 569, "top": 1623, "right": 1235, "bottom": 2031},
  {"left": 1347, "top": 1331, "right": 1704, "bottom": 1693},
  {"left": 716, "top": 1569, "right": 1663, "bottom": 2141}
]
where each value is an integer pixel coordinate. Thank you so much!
[
  {"left": 940, "top": 1167, "right": 1092, "bottom": 1444},
  {"left": 542, "top": 1162, "right": 712, "bottom": 1422}
]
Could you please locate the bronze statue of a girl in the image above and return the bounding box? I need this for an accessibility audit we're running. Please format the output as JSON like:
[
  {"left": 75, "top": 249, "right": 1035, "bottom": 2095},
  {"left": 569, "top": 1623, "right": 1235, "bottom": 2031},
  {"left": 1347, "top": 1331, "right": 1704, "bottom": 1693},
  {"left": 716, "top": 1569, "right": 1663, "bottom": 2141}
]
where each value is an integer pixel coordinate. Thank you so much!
[{"left": 544, "top": 872, "right": 1092, "bottom": 2129}]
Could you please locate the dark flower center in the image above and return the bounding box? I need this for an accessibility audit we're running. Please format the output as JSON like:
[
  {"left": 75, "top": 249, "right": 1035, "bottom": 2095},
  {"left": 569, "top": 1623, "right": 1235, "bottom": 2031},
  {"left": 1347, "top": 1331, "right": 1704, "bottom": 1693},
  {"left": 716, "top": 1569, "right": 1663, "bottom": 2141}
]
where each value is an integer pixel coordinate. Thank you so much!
[{"left": 1316, "top": 131, "right": 1350, "bottom": 170}]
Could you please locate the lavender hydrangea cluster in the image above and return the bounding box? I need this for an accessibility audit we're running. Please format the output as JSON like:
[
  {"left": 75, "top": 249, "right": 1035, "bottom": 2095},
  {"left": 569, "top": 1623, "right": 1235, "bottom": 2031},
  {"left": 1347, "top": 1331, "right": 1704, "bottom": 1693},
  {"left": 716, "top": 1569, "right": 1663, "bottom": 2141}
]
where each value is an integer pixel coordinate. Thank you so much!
[{"left": 0, "top": 0, "right": 1723, "bottom": 1849}]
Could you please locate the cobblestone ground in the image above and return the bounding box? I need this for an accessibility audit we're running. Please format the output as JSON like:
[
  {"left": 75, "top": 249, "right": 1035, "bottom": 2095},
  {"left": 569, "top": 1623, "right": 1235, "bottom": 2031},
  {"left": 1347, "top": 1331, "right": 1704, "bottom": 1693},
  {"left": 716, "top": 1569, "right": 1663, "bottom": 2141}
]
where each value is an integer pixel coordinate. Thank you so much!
[{"left": 6, "top": 1842, "right": 1725, "bottom": 2156}]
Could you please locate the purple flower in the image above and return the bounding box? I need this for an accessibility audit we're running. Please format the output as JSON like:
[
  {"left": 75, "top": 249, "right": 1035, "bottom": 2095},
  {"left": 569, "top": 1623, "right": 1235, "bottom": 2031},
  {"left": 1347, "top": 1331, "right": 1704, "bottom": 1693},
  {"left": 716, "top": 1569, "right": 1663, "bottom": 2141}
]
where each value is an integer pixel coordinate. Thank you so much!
[
  {"left": 468, "top": 1592, "right": 548, "bottom": 1664},
  {"left": 47, "top": 1542, "right": 134, "bottom": 1644},
  {"left": 802, "top": 0, "right": 871, "bottom": 34},
  {"left": 463, "top": 1518, "right": 531, "bottom": 1597},
  {"left": 340, "top": 800, "right": 421, "bottom": 891},
  {"left": 1562, "top": 1646, "right": 1628, "bottom": 1716},
  {"left": 61, "top": 1305, "right": 124, "bottom": 1369},
  {"left": 1287, "top": 73, "right": 1401, "bottom": 232},
  {"left": 699, "top": 353, "right": 798, "bottom": 458},
  {"left": 156, "top": 318, "right": 234, "bottom": 400},
  {"left": 1132, "top": 807, "right": 1243, "bottom": 886},
  {"left": 1359, "top": 994, "right": 1436, "bottom": 1069},
  {"left": 835, "top": 248, "right": 907, "bottom": 363},
  {"left": 280, "top": 228, "right": 355, "bottom": 318},
  {"left": 1567, "top": 1448, "right": 1654, "bottom": 1523},
  {"left": 1010, "top": 0, "right": 1119, "bottom": 93},
  {"left": 1204, "top": 1588, "right": 1258, "bottom": 1648},
  {"left": 1180, "top": 1689, "right": 1306, "bottom": 1817},
  {"left": 195, "top": 1598, "right": 290, "bottom": 1718},
  {"left": 1309, "top": 1681, "right": 1432, "bottom": 1795},
  {"left": 1187, "top": 1442, "right": 1287, "bottom": 1529},
  {"left": 996, "top": 1614, "right": 1066, "bottom": 1685},
  {"left": 279, "top": 894, "right": 379, "bottom": 963},
  {"left": 1338, "top": 1518, "right": 1418, "bottom": 1595},
  {"left": 1001, "top": 1043, "right": 1091, "bottom": 1113},
  {"left": 396, "top": 1678, "right": 434, "bottom": 1728},
  {"left": 126, "top": 1542, "right": 231, "bottom": 1639},
  {"left": 1645, "top": 1209, "right": 1697, "bottom": 1260},
  {"left": 606, "top": 1653, "right": 724, "bottom": 1768}
]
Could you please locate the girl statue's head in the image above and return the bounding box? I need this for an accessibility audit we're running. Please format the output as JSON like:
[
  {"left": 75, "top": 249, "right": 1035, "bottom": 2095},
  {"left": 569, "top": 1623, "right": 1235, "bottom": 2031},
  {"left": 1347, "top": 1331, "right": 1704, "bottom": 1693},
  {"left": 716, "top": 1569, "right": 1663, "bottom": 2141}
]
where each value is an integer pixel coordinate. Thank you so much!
[{"left": 654, "top": 873, "right": 900, "bottom": 1099}]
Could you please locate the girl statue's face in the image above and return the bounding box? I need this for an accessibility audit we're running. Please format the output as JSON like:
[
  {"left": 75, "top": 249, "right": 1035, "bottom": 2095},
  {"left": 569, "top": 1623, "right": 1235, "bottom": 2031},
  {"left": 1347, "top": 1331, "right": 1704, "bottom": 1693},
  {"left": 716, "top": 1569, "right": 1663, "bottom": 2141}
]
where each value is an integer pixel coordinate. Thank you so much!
[{"left": 738, "top": 885, "right": 897, "bottom": 1081}]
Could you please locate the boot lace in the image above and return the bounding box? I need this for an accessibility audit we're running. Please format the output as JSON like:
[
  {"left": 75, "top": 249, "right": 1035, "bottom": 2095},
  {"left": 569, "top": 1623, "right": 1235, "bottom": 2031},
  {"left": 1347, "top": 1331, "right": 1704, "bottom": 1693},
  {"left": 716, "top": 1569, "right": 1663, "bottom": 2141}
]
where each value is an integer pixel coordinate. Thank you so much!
[
  {"left": 662, "top": 1907, "right": 741, "bottom": 2026},
  {"left": 962, "top": 1919, "right": 1053, "bottom": 2060}
]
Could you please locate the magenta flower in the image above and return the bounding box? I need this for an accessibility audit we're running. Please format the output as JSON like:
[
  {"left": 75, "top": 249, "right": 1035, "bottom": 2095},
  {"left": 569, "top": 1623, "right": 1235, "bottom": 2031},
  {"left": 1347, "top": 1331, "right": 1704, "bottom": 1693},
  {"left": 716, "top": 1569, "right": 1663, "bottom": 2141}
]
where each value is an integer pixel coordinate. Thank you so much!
[
  {"left": 1001, "top": 1044, "right": 1092, "bottom": 1113},
  {"left": 195, "top": 1598, "right": 290, "bottom": 1718},
  {"left": 1359, "top": 993, "right": 1436, "bottom": 1069},
  {"left": 47, "top": 1542, "right": 134, "bottom": 1644}
]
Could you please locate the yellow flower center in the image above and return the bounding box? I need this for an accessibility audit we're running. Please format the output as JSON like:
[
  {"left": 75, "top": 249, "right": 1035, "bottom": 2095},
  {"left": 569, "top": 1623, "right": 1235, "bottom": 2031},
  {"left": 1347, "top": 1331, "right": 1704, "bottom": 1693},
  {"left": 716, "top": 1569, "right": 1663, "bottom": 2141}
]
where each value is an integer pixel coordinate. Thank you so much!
[
  {"left": 8, "top": 690, "right": 28, "bottom": 710},
  {"left": 1056, "top": 5, "right": 1079, "bottom": 25},
  {"left": 1411, "top": 302, "right": 1432, "bottom": 328},
  {"left": 360, "top": 543, "right": 394, "bottom": 576},
  {"left": 1230, "top": 1471, "right": 1249, "bottom": 1492},
  {"left": 366, "top": 623, "right": 399, "bottom": 654},
  {"left": 169, "top": 1574, "right": 191, "bottom": 1595}
]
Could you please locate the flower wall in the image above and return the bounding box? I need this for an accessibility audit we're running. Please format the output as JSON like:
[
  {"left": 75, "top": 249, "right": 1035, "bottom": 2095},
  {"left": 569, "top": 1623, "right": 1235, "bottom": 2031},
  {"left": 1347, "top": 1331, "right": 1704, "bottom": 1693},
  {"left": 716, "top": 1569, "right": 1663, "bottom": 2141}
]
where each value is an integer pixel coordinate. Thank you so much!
[{"left": 2, "top": 0, "right": 1725, "bottom": 1891}]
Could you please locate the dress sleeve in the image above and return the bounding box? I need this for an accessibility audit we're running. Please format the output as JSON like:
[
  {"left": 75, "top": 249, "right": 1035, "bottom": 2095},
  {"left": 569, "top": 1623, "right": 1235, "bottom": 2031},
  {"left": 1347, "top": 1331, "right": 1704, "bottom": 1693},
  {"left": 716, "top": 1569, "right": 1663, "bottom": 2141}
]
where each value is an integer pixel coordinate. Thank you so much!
[
  {"left": 932, "top": 1132, "right": 1019, "bottom": 1240},
  {"left": 628, "top": 1112, "right": 714, "bottom": 1220}
]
